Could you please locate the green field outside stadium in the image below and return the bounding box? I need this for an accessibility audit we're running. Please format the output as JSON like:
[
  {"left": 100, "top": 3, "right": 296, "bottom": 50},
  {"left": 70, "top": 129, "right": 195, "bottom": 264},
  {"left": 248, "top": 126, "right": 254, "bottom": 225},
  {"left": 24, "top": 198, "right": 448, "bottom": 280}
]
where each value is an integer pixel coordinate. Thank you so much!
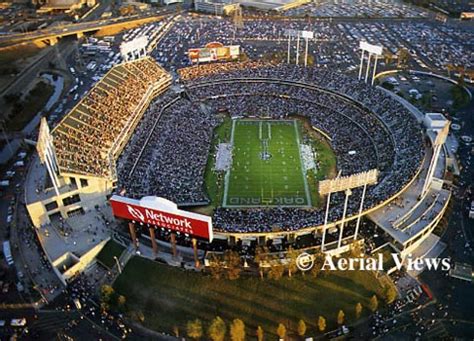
[
  {"left": 223, "top": 119, "right": 311, "bottom": 208},
  {"left": 114, "top": 256, "right": 390, "bottom": 337}
]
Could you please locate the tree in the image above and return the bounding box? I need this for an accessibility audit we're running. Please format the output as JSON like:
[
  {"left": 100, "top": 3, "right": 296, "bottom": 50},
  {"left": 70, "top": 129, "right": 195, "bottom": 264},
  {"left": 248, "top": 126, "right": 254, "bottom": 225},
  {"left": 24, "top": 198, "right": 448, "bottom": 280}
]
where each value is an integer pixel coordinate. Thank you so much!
[
  {"left": 276, "top": 323, "right": 286, "bottom": 340},
  {"left": 256, "top": 326, "right": 264, "bottom": 341},
  {"left": 100, "top": 302, "right": 109, "bottom": 312},
  {"left": 208, "top": 316, "right": 226, "bottom": 341},
  {"left": 268, "top": 263, "right": 285, "bottom": 280},
  {"left": 355, "top": 302, "right": 363, "bottom": 319},
  {"left": 384, "top": 285, "right": 398, "bottom": 304},
  {"left": 117, "top": 295, "right": 126, "bottom": 307},
  {"left": 254, "top": 246, "right": 269, "bottom": 279},
  {"left": 310, "top": 253, "right": 325, "bottom": 278},
  {"left": 350, "top": 242, "right": 364, "bottom": 258},
  {"left": 337, "top": 310, "right": 345, "bottom": 325},
  {"left": 223, "top": 250, "right": 242, "bottom": 280},
  {"left": 370, "top": 295, "right": 379, "bottom": 312},
  {"left": 187, "top": 319, "right": 203, "bottom": 340},
  {"left": 286, "top": 246, "right": 299, "bottom": 278},
  {"left": 297, "top": 319, "right": 307, "bottom": 337},
  {"left": 230, "top": 319, "right": 245, "bottom": 341},
  {"left": 209, "top": 253, "right": 225, "bottom": 280},
  {"left": 100, "top": 285, "right": 114, "bottom": 303},
  {"left": 317, "top": 316, "right": 326, "bottom": 332},
  {"left": 130, "top": 310, "right": 144, "bottom": 322}
]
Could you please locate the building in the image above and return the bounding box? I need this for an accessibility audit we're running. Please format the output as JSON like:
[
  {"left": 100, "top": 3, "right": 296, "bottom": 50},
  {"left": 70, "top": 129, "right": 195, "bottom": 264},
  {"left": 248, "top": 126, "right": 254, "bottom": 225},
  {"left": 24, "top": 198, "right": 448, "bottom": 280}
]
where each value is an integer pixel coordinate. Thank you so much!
[
  {"left": 424, "top": 112, "right": 448, "bottom": 132},
  {"left": 194, "top": 0, "right": 309, "bottom": 15},
  {"left": 194, "top": 0, "right": 239, "bottom": 16},
  {"left": 238, "top": 0, "right": 310, "bottom": 11},
  {"left": 35, "top": 0, "right": 91, "bottom": 13}
]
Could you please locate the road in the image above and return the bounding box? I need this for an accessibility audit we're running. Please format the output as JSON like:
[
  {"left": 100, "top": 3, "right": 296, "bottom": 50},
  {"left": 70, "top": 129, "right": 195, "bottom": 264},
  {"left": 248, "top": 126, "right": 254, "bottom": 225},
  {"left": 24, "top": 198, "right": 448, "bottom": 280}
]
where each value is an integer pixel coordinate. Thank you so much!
[{"left": 0, "top": 12, "right": 171, "bottom": 48}]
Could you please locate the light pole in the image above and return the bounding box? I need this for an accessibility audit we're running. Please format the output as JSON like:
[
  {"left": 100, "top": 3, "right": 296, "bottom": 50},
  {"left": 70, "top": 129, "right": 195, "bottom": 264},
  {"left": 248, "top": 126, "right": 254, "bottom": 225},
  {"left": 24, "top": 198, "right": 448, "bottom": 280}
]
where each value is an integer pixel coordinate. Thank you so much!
[
  {"left": 0, "top": 120, "right": 14, "bottom": 155},
  {"left": 113, "top": 256, "right": 122, "bottom": 274}
]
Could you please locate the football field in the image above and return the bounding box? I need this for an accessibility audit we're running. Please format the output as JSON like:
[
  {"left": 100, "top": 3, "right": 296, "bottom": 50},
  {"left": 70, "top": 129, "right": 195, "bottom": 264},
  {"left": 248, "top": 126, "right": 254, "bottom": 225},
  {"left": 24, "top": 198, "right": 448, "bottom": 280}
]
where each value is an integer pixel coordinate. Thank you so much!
[{"left": 223, "top": 119, "right": 311, "bottom": 207}]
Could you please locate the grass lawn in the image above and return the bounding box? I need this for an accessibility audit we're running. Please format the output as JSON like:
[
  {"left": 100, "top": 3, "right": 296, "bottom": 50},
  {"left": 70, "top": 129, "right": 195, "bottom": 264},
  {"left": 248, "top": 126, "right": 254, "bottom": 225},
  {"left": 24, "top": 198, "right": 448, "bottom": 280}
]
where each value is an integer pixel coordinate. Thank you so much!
[
  {"left": 96, "top": 240, "right": 125, "bottom": 269},
  {"left": 0, "top": 43, "right": 44, "bottom": 66},
  {"left": 114, "top": 256, "right": 387, "bottom": 337},
  {"left": 450, "top": 84, "right": 470, "bottom": 110},
  {"left": 5, "top": 81, "right": 54, "bottom": 131},
  {"left": 224, "top": 119, "right": 311, "bottom": 208}
]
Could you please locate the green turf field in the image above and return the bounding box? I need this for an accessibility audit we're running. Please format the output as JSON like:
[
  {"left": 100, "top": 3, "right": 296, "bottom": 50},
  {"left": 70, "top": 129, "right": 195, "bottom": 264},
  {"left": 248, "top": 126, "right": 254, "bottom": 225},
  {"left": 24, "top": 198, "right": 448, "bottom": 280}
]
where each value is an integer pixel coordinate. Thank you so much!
[{"left": 223, "top": 119, "right": 311, "bottom": 208}]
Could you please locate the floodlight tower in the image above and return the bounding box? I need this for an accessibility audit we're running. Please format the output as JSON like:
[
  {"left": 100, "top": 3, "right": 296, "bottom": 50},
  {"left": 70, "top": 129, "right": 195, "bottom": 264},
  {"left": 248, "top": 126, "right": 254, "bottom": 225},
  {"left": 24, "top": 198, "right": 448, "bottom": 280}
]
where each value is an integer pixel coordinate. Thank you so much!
[
  {"left": 337, "top": 189, "right": 352, "bottom": 249},
  {"left": 422, "top": 121, "right": 450, "bottom": 197},
  {"left": 319, "top": 170, "right": 378, "bottom": 252},
  {"left": 232, "top": 5, "right": 244, "bottom": 41},
  {"left": 358, "top": 41, "right": 383, "bottom": 85},
  {"left": 37, "top": 118, "right": 61, "bottom": 196},
  {"left": 233, "top": 4, "right": 244, "bottom": 30}
]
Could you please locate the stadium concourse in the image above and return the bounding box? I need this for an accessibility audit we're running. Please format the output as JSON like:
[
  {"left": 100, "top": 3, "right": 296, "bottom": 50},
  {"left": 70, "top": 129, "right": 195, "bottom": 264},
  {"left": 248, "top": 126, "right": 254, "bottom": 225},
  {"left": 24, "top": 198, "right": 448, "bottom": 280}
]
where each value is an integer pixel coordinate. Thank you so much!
[{"left": 25, "top": 57, "right": 452, "bottom": 283}]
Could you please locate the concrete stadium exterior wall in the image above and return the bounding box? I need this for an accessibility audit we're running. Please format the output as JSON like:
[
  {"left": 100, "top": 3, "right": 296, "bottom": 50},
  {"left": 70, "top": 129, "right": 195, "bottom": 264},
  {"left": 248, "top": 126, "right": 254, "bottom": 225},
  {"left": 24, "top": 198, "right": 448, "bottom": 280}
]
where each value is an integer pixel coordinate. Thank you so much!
[
  {"left": 400, "top": 192, "right": 451, "bottom": 258},
  {"left": 26, "top": 173, "right": 114, "bottom": 228}
]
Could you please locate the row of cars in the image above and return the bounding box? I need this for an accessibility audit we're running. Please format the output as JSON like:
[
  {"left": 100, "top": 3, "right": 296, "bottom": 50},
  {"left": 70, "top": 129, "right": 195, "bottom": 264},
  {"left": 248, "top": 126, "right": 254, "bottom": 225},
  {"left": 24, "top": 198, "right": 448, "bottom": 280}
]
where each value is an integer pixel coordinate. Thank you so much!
[
  {"left": 285, "top": 1, "right": 429, "bottom": 18},
  {"left": 0, "top": 318, "right": 27, "bottom": 327},
  {"left": 0, "top": 149, "right": 28, "bottom": 304},
  {"left": 0, "top": 151, "right": 26, "bottom": 192}
]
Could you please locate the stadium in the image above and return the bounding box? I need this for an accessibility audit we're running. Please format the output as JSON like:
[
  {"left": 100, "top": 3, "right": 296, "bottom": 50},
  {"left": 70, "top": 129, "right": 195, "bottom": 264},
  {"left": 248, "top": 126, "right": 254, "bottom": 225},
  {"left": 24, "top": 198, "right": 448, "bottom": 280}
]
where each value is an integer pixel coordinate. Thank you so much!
[
  {"left": 2, "top": 2, "right": 471, "bottom": 336},
  {"left": 25, "top": 51, "right": 452, "bottom": 280}
]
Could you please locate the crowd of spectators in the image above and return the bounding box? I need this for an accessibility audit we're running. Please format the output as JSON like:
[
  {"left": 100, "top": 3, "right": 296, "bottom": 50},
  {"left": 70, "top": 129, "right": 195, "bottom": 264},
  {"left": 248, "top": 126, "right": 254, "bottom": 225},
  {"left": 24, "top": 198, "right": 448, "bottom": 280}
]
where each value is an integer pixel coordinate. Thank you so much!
[
  {"left": 114, "top": 61, "right": 425, "bottom": 233},
  {"left": 178, "top": 62, "right": 425, "bottom": 232},
  {"left": 52, "top": 58, "right": 170, "bottom": 178},
  {"left": 117, "top": 93, "right": 220, "bottom": 204}
]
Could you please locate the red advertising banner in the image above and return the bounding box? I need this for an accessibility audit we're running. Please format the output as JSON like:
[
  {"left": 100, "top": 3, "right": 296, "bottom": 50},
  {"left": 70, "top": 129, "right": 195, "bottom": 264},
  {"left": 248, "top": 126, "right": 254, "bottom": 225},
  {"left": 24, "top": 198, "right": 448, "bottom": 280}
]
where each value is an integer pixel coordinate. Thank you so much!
[{"left": 110, "top": 195, "right": 213, "bottom": 241}]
